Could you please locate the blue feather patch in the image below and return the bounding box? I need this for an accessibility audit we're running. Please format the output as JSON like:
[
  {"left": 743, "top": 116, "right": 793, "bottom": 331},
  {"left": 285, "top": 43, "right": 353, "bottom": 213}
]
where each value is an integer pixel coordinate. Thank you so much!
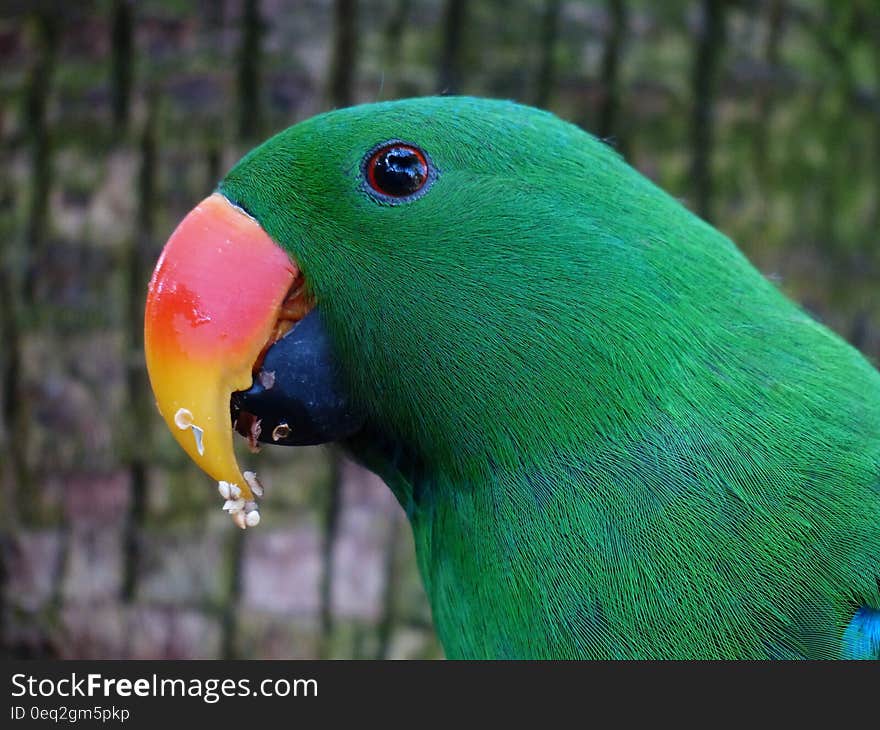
[{"left": 842, "top": 606, "right": 880, "bottom": 659}]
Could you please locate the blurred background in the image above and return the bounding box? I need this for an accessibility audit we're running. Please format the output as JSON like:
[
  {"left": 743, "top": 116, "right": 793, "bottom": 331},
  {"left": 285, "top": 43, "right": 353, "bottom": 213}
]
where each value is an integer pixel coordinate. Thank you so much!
[{"left": 0, "top": 0, "right": 878, "bottom": 659}]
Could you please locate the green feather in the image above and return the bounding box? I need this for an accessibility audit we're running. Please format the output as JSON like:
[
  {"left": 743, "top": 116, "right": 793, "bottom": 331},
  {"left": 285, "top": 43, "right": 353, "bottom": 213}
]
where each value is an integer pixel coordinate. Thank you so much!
[{"left": 220, "top": 97, "right": 880, "bottom": 659}]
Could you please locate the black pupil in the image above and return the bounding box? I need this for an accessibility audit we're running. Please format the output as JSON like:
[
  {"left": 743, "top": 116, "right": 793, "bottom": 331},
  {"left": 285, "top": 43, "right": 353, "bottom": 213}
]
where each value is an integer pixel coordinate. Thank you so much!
[{"left": 372, "top": 147, "right": 426, "bottom": 197}]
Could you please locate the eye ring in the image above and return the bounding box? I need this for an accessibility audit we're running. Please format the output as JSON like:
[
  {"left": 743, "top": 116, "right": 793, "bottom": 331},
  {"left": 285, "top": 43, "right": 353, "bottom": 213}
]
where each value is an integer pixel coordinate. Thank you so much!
[{"left": 362, "top": 141, "right": 436, "bottom": 204}]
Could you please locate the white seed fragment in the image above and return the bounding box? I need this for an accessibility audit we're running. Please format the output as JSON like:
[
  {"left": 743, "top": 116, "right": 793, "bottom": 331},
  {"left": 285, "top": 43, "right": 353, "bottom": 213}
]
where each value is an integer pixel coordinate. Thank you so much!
[
  {"left": 191, "top": 425, "right": 205, "bottom": 456},
  {"left": 271, "top": 423, "right": 291, "bottom": 442},
  {"left": 174, "top": 408, "right": 194, "bottom": 429},
  {"left": 223, "top": 499, "right": 245, "bottom": 514},
  {"left": 243, "top": 471, "right": 264, "bottom": 498},
  {"left": 174, "top": 409, "right": 205, "bottom": 455},
  {"left": 218, "top": 475, "right": 262, "bottom": 528},
  {"left": 245, "top": 510, "right": 261, "bottom": 527},
  {"left": 259, "top": 370, "right": 276, "bottom": 390},
  {"left": 216, "top": 473, "right": 263, "bottom": 528}
]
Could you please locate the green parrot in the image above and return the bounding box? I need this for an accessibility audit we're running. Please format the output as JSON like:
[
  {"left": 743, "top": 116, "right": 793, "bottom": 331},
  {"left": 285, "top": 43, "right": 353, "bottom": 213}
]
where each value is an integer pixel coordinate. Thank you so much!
[{"left": 143, "top": 96, "right": 880, "bottom": 659}]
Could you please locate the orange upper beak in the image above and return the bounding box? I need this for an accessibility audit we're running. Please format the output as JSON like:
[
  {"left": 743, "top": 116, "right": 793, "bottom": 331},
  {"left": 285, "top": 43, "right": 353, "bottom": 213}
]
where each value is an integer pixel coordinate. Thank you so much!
[{"left": 144, "top": 193, "right": 297, "bottom": 501}]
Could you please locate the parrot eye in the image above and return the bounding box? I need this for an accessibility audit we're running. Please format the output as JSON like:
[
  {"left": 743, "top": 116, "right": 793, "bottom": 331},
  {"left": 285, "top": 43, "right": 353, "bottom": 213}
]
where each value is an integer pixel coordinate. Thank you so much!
[{"left": 363, "top": 142, "right": 434, "bottom": 202}]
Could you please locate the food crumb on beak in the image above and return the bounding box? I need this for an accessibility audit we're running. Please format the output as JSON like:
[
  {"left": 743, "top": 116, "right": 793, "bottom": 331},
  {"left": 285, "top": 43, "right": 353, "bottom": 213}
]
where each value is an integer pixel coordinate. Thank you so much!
[
  {"left": 249, "top": 421, "right": 262, "bottom": 453},
  {"left": 223, "top": 498, "right": 246, "bottom": 513},
  {"left": 259, "top": 370, "right": 276, "bottom": 390},
  {"left": 244, "top": 470, "right": 264, "bottom": 498},
  {"left": 174, "top": 408, "right": 194, "bottom": 429},
  {"left": 173, "top": 407, "right": 205, "bottom": 456},
  {"left": 217, "top": 474, "right": 263, "bottom": 528},
  {"left": 191, "top": 426, "right": 205, "bottom": 455},
  {"left": 233, "top": 411, "right": 264, "bottom": 454},
  {"left": 271, "top": 423, "right": 291, "bottom": 442}
]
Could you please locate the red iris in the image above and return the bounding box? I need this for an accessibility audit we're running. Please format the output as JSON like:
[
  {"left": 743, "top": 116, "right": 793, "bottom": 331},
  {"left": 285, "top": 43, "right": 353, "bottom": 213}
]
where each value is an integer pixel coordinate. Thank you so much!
[{"left": 365, "top": 143, "right": 430, "bottom": 199}]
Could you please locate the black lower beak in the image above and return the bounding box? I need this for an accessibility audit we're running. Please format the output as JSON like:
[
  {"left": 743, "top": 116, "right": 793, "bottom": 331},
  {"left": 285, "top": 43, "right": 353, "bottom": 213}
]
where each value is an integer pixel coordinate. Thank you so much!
[{"left": 231, "top": 308, "right": 366, "bottom": 446}]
